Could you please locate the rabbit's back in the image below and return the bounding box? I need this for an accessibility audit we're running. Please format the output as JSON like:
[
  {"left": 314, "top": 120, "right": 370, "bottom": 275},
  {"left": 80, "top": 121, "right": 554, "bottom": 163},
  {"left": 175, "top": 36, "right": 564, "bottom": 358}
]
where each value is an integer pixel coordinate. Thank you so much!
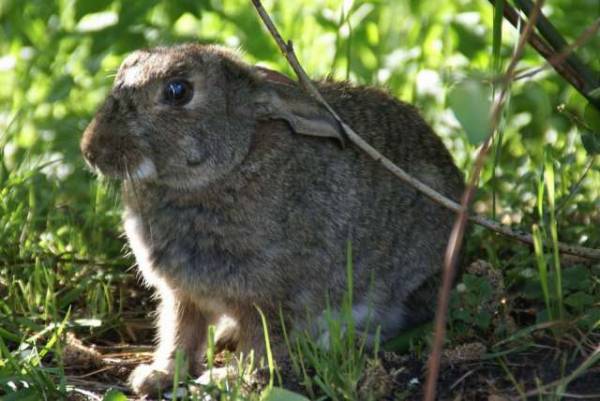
[{"left": 318, "top": 80, "right": 463, "bottom": 198}]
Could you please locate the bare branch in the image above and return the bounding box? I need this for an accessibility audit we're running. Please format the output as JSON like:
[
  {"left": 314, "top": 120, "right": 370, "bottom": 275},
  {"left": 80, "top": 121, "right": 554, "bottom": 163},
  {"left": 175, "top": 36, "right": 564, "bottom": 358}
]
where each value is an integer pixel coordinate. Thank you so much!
[
  {"left": 513, "top": 18, "right": 600, "bottom": 82},
  {"left": 514, "top": 0, "right": 598, "bottom": 95},
  {"left": 489, "top": 0, "right": 600, "bottom": 109}
]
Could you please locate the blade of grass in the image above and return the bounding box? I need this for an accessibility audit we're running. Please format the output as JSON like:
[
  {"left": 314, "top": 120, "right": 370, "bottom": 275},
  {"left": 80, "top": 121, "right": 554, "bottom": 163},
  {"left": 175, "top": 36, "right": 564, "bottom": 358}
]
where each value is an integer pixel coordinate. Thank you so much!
[
  {"left": 544, "top": 161, "right": 564, "bottom": 321},
  {"left": 532, "top": 224, "right": 552, "bottom": 320},
  {"left": 491, "top": 0, "right": 505, "bottom": 221},
  {"left": 256, "top": 305, "right": 275, "bottom": 389}
]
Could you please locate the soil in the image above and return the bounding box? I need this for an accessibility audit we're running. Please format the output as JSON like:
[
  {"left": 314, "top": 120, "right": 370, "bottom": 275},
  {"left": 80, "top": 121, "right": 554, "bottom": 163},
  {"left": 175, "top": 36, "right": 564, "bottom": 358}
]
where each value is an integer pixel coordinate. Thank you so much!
[{"left": 61, "top": 331, "right": 600, "bottom": 401}]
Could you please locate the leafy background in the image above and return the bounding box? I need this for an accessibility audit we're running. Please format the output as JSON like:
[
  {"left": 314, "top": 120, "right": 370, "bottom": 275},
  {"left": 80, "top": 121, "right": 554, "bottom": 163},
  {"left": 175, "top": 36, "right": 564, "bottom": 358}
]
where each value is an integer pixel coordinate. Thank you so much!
[{"left": 0, "top": 0, "right": 599, "bottom": 399}]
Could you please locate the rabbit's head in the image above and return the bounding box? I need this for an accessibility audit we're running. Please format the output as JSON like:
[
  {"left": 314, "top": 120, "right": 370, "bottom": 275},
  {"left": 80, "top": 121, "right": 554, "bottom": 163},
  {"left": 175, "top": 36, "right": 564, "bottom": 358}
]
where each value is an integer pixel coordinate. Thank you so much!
[{"left": 81, "top": 44, "right": 343, "bottom": 190}]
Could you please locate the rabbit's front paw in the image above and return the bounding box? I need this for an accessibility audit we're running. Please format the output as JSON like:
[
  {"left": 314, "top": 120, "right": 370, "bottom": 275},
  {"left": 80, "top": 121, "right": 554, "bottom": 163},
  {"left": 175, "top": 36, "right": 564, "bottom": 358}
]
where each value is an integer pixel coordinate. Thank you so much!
[{"left": 129, "top": 363, "right": 173, "bottom": 396}]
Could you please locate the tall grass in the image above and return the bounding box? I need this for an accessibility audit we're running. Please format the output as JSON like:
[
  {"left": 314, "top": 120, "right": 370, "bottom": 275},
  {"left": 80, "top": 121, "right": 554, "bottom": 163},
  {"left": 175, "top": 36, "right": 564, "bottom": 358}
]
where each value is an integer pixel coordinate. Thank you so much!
[
  {"left": 532, "top": 158, "right": 566, "bottom": 323},
  {"left": 282, "top": 242, "right": 381, "bottom": 401}
]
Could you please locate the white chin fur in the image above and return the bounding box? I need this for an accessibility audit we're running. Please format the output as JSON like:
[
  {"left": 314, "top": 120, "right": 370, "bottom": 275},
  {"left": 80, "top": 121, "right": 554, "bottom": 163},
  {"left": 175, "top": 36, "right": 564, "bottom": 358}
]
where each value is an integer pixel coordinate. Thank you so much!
[{"left": 132, "top": 158, "right": 157, "bottom": 180}]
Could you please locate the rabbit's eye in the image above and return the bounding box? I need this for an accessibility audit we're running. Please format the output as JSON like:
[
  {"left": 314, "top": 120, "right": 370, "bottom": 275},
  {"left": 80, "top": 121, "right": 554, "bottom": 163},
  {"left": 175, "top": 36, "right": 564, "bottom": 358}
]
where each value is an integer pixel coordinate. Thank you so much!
[{"left": 163, "top": 79, "right": 193, "bottom": 106}]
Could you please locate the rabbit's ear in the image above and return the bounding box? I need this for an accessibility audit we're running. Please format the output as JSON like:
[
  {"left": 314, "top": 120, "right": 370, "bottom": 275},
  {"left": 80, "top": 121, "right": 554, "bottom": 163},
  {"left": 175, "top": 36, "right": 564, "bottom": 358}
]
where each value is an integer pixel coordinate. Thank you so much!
[{"left": 252, "top": 70, "right": 345, "bottom": 146}]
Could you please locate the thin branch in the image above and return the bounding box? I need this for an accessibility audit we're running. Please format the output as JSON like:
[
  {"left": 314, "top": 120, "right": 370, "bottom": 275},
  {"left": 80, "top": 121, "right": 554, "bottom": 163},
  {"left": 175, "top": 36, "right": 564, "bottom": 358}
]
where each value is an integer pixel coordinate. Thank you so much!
[
  {"left": 250, "top": 0, "right": 600, "bottom": 262},
  {"left": 424, "top": 2, "right": 544, "bottom": 399},
  {"left": 489, "top": 0, "right": 600, "bottom": 109},
  {"left": 514, "top": 0, "right": 599, "bottom": 94},
  {"left": 513, "top": 18, "right": 600, "bottom": 82}
]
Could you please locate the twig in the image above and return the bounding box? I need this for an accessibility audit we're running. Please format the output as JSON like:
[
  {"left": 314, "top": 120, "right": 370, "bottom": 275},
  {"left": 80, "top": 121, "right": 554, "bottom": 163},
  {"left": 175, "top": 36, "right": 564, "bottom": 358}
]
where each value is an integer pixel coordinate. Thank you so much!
[
  {"left": 489, "top": 0, "right": 600, "bottom": 109},
  {"left": 449, "top": 368, "right": 478, "bottom": 390},
  {"left": 546, "top": 393, "right": 600, "bottom": 400},
  {"left": 514, "top": 0, "right": 599, "bottom": 96},
  {"left": 66, "top": 376, "right": 129, "bottom": 392},
  {"left": 511, "top": 345, "right": 600, "bottom": 400},
  {"left": 424, "top": 3, "right": 545, "bottom": 400},
  {"left": 68, "top": 388, "right": 103, "bottom": 401},
  {"left": 67, "top": 365, "right": 117, "bottom": 379},
  {"left": 250, "top": 0, "right": 600, "bottom": 261},
  {"left": 513, "top": 18, "right": 600, "bottom": 83}
]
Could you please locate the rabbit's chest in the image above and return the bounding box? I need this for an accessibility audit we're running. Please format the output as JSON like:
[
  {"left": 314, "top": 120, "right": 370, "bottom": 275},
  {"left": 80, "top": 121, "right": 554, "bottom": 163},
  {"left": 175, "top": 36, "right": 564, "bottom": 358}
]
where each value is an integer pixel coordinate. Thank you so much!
[
  {"left": 122, "top": 205, "right": 275, "bottom": 294},
  {"left": 123, "top": 211, "right": 158, "bottom": 287}
]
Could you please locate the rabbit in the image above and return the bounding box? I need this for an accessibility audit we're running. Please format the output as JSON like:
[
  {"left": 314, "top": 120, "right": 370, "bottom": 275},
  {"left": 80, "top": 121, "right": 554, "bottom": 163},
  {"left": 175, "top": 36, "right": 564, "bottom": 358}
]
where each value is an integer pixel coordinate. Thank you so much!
[{"left": 80, "top": 43, "right": 464, "bottom": 396}]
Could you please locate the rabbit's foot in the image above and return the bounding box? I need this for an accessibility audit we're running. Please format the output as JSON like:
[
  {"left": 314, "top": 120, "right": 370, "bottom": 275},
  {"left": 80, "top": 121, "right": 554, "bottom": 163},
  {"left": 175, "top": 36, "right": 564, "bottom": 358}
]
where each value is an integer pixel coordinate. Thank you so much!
[
  {"left": 191, "top": 365, "right": 270, "bottom": 396},
  {"left": 195, "top": 366, "right": 238, "bottom": 386},
  {"left": 129, "top": 363, "right": 173, "bottom": 396}
]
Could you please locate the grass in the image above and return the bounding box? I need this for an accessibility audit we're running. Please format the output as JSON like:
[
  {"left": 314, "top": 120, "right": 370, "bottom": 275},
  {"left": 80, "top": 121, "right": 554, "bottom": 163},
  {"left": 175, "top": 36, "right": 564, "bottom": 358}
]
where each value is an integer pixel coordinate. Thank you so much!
[
  {"left": 281, "top": 243, "right": 382, "bottom": 401},
  {"left": 1, "top": 0, "right": 600, "bottom": 399}
]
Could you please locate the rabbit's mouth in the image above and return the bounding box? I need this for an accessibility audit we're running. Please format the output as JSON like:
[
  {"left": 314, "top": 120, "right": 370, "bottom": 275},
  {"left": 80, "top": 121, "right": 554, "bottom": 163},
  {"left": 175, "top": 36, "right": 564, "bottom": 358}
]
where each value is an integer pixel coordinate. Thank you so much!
[{"left": 82, "top": 149, "right": 156, "bottom": 183}]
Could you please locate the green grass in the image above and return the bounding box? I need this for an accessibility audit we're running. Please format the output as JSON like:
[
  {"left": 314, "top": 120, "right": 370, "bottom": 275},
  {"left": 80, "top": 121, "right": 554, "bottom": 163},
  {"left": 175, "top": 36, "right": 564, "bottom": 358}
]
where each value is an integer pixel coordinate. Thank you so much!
[
  {"left": 281, "top": 243, "right": 381, "bottom": 401},
  {"left": 1, "top": 0, "right": 600, "bottom": 399}
]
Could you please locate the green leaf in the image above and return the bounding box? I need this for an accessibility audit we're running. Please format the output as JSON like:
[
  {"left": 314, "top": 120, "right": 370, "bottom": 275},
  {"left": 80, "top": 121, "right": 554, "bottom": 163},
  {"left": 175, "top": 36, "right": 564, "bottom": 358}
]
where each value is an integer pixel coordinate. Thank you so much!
[
  {"left": 463, "top": 274, "right": 493, "bottom": 301},
  {"left": 448, "top": 80, "right": 491, "bottom": 144},
  {"left": 315, "top": 14, "right": 340, "bottom": 31},
  {"left": 74, "top": 0, "right": 113, "bottom": 20},
  {"left": 561, "top": 266, "right": 590, "bottom": 291},
  {"left": 475, "top": 311, "right": 492, "bottom": 329},
  {"left": 451, "top": 15, "right": 487, "bottom": 58},
  {"left": 579, "top": 308, "right": 600, "bottom": 330},
  {"left": 583, "top": 103, "right": 600, "bottom": 132},
  {"left": 382, "top": 322, "right": 431, "bottom": 352},
  {"left": 102, "top": 389, "right": 128, "bottom": 401},
  {"left": 564, "top": 292, "right": 594, "bottom": 310},
  {"left": 581, "top": 132, "right": 600, "bottom": 155},
  {"left": 523, "top": 82, "right": 552, "bottom": 127},
  {"left": 260, "top": 387, "right": 311, "bottom": 401},
  {"left": 452, "top": 308, "right": 472, "bottom": 323}
]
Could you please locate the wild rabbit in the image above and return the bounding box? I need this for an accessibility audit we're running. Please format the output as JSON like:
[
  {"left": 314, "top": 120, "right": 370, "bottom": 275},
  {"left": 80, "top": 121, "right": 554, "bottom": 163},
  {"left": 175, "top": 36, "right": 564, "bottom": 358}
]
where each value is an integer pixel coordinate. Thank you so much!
[{"left": 80, "top": 43, "right": 464, "bottom": 395}]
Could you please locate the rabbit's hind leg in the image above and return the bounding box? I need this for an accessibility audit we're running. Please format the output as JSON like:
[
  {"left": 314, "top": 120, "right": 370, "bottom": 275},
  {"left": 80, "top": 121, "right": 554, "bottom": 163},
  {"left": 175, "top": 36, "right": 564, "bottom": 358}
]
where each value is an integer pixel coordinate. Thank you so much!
[
  {"left": 234, "top": 305, "right": 287, "bottom": 361},
  {"left": 129, "top": 289, "right": 209, "bottom": 396},
  {"left": 310, "top": 302, "right": 408, "bottom": 350},
  {"left": 401, "top": 276, "right": 439, "bottom": 328}
]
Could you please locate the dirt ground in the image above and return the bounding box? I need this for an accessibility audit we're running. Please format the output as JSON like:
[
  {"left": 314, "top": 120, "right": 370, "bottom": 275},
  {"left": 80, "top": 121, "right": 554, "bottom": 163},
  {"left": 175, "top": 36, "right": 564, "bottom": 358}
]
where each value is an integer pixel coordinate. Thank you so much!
[{"left": 61, "top": 329, "right": 600, "bottom": 401}]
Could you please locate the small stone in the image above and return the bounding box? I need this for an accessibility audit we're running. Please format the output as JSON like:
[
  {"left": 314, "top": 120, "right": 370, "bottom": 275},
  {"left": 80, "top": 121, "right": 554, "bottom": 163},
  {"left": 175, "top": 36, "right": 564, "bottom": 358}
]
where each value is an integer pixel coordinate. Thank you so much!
[{"left": 442, "top": 342, "right": 487, "bottom": 365}]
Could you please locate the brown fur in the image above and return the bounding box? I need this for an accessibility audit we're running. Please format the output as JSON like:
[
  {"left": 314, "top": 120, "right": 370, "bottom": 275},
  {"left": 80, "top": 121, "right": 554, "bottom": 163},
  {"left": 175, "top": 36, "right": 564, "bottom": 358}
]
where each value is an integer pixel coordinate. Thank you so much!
[{"left": 80, "top": 43, "right": 464, "bottom": 395}]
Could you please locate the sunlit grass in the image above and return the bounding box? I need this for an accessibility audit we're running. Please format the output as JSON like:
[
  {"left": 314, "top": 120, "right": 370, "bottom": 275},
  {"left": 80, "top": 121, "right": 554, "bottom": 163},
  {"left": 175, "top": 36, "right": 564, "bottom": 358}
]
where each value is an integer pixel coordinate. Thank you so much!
[
  {"left": 1, "top": 0, "right": 599, "bottom": 399},
  {"left": 281, "top": 243, "right": 382, "bottom": 401}
]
